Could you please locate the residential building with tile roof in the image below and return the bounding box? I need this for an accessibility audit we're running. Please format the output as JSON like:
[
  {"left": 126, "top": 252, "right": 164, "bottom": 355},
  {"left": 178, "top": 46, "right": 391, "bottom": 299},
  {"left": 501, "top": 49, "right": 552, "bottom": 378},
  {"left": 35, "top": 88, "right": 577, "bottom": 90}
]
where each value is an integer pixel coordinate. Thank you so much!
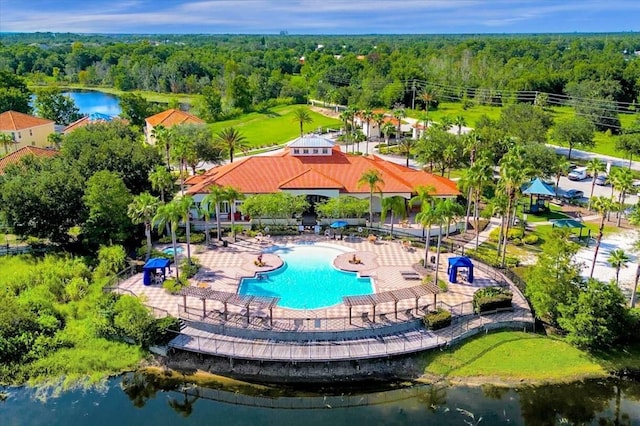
[
  {"left": 0, "top": 110, "right": 56, "bottom": 151},
  {"left": 0, "top": 146, "right": 58, "bottom": 174},
  {"left": 144, "top": 108, "right": 205, "bottom": 144},
  {"left": 62, "top": 112, "right": 126, "bottom": 135}
]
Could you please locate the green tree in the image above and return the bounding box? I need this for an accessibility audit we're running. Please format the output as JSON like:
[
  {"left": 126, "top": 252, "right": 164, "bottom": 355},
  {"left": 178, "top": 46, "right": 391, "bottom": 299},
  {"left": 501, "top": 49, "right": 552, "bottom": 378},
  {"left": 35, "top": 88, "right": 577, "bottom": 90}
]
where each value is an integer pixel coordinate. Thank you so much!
[
  {"left": 419, "top": 91, "right": 434, "bottom": 122},
  {"left": 119, "top": 93, "right": 155, "bottom": 128},
  {"left": 153, "top": 200, "right": 185, "bottom": 281},
  {"left": 586, "top": 158, "right": 606, "bottom": 210},
  {"left": 239, "top": 193, "right": 308, "bottom": 225},
  {"left": 0, "top": 132, "right": 16, "bottom": 154},
  {"left": 629, "top": 206, "right": 640, "bottom": 307},
  {"left": 380, "top": 196, "right": 407, "bottom": 237},
  {"left": 47, "top": 132, "right": 63, "bottom": 150},
  {"left": 357, "top": 169, "right": 385, "bottom": 225},
  {"left": 0, "top": 70, "right": 31, "bottom": 114},
  {"left": 381, "top": 121, "right": 395, "bottom": 150},
  {"left": 590, "top": 196, "right": 615, "bottom": 278},
  {"left": 525, "top": 228, "right": 582, "bottom": 325},
  {"left": 151, "top": 125, "right": 172, "bottom": 169},
  {"left": 172, "top": 124, "right": 224, "bottom": 173},
  {"left": 453, "top": 115, "right": 466, "bottom": 136},
  {"left": 415, "top": 202, "right": 439, "bottom": 266},
  {"left": 608, "top": 249, "right": 630, "bottom": 286},
  {"left": 33, "top": 87, "right": 82, "bottom": 125},
  {"left": 202, "top": 185, "right": 226, "bottom": 243},
  {"left": 128, "top": 193, "right": 160, "bottom": 260},
  {"left": 361, "top": 109, "right": 373, "bottom": 154},
  {"left": 552, "top": 117, "right": 595, "bottom": 160},
  {"left": 498, "top": 103, "right": 553, "bottom": 145},
  {"left": 83, "top": 170, "right": 133, "bottom": 246},
  {"left": 292, "top": 107, "right": 313, "bottom": 137},
  {"left": 224, "top": 186, "right": 244, "bottom": 242},
  {"left": 149, "top": 165, "right": 174, "bottom": 204},
  {"left": 609, "top": 167, "right": 635, "bottom": 227},
  {"left": 315, "top": 196, "right": 368, "bottom": 219},
  {"left": 215, "top": 127, "right": 247, "bottom": 163},
  {"left": 557, "top": 278, "right": 628, "bottom": 349},
  {"left": 392, "top": 106, "right": 406, "bottom": 145},
  {"left": 615, "top": 133, "right": 640, "bottom": 169}
]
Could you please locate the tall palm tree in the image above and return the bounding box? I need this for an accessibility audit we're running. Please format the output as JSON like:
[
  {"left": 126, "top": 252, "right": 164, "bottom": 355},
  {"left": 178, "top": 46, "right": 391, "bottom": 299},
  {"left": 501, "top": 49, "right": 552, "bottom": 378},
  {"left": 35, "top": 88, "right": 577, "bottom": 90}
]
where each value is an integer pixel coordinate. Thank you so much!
[
  {"left": 398, "top": 137, "right": 418, "bottom": 168},
  {"left": 381, "top": 196, "right": 407, "bottom": 237},
  {"left": 453, "top": 115, "right": 466, "bottom": 136},
  {"left": 586, "top": 158, "right": 606, "bottom": 210},
  {"left": 409, "top": 185, "right": 436, "bottom": 211},
  {"left": 459, "top": 158, "right": 492, "bottom": 234},
  {"left": 339, "top": 109, "right": 353, "bottom": 151},
  {"left": 149, "top": 165, "right": 174, "bottom": 204},
  {"left": 215, "top": 127, "right": 246, "bottom": 163},
  {"left": 373, "top": 112, "right": 385, "bottom": 142},
  {"left": 202, "top": 185, "right": 226, "bottom": 242},
  {"left": 608, "top": 248, "right": 630, "bottom": 286},
  {"left": 392, "top": 107, "right": 406, "bottom": 145},
  {"left": 432, "top": 199, "right": 449, "bottom": 285},
  {"left": 151, "top": 124, "right": 172, "bottom": 169},
  {"left": 0, "top": 132, "right": 16, "bottom": 154},
  {"left": 439, "top": 198, "right": 464, "bottom": 239},
  {"left": 177, "top": 195, "right": 194, "bottom": 265},
  {"left": 553, "top": 156, "right": 571, "bottom": 189},
  {"left": 357, "top": 169, "right": 385, "bottom": 225},
  {"left": 610, "top": 167, "right": 635, "bottom": 227},
  {"left": 381, "top": 121, "right": 395, "bottom": 151},
  {"left": 589, "top": 196, "right": 614, "bottom": 278},
  {"left": 419, "top": 91, "right": 434, "bottom": 121},
  {"left": 628, "top": 206, "right": 640, "bottom": 307},
  {"left": 438, "top": 116, "right": 453, "bottom": 132},
  {"left": 128, "top": 193, "right": 160, "bottom": 260},
  {"left": 498, "top": 146, "right": 529, "bottom": 267},
  {"left": 415, "top": 202, "right": 438, "bottom": 266},
  {"left": 198, "top": 195, "right": 214, "bottom": 247},
  {"left": 224, "top": 186, "right": 244, "bottom": 242},
  {"left": 361, "top": 109, "right": 373, "bottom": 154},
  {"left": 153, "top": 200, "right": 185, "bottom": 280},
  {"left": 292, "top": 107, "right": 313, "bottom": 137}
]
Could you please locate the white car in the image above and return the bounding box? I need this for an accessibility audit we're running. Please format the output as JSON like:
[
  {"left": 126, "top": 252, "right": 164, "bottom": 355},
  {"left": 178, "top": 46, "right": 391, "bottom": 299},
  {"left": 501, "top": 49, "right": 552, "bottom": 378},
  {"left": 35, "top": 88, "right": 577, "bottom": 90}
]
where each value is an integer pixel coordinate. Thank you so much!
[{"left": 568, "top": 167, "right": 588, "bottom": 181}]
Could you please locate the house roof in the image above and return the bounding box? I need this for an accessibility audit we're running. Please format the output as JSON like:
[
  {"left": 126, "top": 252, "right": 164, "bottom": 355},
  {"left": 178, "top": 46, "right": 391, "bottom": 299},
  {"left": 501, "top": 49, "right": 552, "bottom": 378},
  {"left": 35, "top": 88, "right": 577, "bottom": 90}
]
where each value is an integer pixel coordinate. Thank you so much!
[
  {"left": 62, "top": 113, "right": 123, "bottom": 134},
  {"left": 186, "top": 146, "right": 459, "bottom": 197},
  {"left": 0, "top": 146, "right": 58, "bottom": 174},
  {"left": 145, "top": 109, "right": 205, "bottom": 127},
  {"left": 0, "top": 110, "right": 55, "bottom": 131}
]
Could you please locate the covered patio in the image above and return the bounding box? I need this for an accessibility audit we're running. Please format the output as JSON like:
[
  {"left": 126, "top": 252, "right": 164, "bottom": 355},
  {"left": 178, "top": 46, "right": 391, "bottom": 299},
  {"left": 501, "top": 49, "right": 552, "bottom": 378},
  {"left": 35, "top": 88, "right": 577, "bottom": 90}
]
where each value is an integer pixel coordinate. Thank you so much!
[{"left": 522, "top": 177, "right": 556, "bottom": 214}]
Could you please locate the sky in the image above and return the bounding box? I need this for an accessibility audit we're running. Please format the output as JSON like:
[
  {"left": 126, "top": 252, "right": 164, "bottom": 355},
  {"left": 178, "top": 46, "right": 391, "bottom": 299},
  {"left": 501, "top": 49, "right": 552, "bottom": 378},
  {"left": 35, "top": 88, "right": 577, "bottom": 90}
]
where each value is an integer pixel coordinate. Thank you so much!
[{"left": 0, "top": 0, "right": 638, "bottom": 35}]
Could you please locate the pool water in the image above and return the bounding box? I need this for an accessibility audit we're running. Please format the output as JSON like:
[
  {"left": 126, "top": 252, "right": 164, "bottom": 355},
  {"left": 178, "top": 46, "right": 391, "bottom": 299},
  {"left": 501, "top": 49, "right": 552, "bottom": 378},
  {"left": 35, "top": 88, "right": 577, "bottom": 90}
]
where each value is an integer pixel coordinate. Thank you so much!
[
  {"left": 238, "top": 244, "right": 373, "bottom": 309},
  {"left": 162, "top": 246, "right": 184, "bottom": 256}
]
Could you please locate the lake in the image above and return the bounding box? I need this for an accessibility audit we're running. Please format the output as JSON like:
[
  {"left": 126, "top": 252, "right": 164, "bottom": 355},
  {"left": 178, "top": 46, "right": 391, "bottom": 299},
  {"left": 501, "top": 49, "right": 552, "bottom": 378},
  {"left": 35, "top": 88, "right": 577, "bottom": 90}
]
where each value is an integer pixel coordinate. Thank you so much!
[
  {"left": 2, "top": 374, "right": 639, "bottom": 425},
  {"left": 62, "top": 90, "right": 121, "bottom": 116}
]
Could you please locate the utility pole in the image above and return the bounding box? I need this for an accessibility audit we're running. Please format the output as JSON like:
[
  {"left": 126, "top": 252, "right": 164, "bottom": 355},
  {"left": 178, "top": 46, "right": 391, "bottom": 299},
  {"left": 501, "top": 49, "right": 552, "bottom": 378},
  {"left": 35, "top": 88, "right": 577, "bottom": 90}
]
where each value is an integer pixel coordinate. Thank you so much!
[{"left": 411, "top": 80, "right": 416, "bottom": 110}]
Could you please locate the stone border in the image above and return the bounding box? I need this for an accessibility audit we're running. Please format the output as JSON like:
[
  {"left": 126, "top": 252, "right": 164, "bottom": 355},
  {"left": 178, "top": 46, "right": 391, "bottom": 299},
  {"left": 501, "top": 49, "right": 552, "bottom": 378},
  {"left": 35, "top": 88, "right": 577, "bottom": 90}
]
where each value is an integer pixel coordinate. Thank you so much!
[{"left": 333, "top": 251, "right": 379, "bottom": 274}]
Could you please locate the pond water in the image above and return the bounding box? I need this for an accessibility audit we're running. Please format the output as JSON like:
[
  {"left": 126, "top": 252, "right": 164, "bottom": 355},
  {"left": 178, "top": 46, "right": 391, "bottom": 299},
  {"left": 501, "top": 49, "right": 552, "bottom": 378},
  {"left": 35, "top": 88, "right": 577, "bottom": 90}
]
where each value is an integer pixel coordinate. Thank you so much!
[
  {"left": 2, "top": 374, "right": 640, "bottom": 425},
  {"left": 62, "top": 90, "right": 121, "bottom": 116}
]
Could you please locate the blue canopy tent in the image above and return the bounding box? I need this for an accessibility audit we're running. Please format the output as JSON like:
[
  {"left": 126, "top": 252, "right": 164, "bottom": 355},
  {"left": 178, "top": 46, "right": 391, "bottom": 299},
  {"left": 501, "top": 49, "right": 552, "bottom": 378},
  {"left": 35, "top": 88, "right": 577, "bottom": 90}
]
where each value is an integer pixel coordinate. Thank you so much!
[
  {"left": 447, "top": 256, "right": 474, "bottom": 284},
  {"left": 522, "top": 177, "right": 556, "bottom": 213},
  {"left": 142, "top": 257, "right": 171, "bottom": 286}
]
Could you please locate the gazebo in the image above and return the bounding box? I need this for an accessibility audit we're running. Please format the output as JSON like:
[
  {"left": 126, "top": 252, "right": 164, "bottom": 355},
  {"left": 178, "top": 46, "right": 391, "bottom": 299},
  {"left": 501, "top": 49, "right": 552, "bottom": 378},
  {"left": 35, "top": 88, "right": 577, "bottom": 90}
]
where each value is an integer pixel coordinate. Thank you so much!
[
  {"left": 551, "top": 218, "right": 589, "bottom": 242},
  {"left": 447, "top": 256, "right": 474, "bottom": 284},
  {"left": 522, "top": 177, "right": 556, "bottom": 213},
  {"left": 142, "top": 258, "right": 171, "bottom": 285}
]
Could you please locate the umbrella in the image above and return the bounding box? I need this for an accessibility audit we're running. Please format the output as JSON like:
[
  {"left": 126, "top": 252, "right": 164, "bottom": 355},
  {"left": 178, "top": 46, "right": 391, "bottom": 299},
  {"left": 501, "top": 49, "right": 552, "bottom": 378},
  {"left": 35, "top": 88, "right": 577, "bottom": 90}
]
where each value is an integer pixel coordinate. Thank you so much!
[{"left": 330, "top": 220, "right": 348, "bottom": 228}]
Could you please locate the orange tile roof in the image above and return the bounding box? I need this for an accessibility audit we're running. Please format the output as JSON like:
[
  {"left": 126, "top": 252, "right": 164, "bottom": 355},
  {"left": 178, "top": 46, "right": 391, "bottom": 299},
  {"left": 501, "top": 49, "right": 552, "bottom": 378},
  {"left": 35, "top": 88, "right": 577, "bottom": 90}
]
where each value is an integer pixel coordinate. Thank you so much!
[
  {"left": 0, "top": 146, "right": 58, "bottom": 174},
  {"left": 62, "top": 115, "right": 128, "bottom": 134},
  {"left": 186, "top": 148, "right": 459, "bottom": 197},
  {"left": 145, "top": 109, "right": 205, "bottom": 127},
  {"left": 0, "top": 110, "right": 55, "bottom": 130}
]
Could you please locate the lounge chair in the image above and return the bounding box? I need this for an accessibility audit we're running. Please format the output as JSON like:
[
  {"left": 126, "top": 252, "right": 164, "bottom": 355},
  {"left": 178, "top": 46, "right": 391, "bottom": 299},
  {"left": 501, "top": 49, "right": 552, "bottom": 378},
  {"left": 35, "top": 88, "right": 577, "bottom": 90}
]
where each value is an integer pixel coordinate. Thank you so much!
[{"left": 400, "top": 271, "right": 421, "bottom": 280}]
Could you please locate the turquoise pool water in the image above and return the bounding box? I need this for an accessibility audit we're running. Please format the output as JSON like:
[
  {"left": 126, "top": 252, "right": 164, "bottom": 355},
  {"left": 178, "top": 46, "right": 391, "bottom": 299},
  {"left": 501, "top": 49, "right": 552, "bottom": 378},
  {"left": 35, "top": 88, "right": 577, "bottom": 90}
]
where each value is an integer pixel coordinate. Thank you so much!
[
  {"left": 238, "top": 244, "right": 373, "bottom": 309},
  {"left": 162, "top": 246, "right": 184, "bottom": 255}
]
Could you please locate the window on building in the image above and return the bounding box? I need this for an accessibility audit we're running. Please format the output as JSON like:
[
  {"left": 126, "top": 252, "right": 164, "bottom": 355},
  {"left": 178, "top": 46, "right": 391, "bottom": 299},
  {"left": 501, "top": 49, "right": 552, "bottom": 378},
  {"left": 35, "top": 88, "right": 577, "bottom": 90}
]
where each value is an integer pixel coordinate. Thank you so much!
[
  {"left": 293, "top": 148, "right": 300, "bottom": 154},
  {"left": 29, "top": 129, "right": 33, "bottom": 136},
  {"left": 322, "top": 148, "right": 328, "bottom": 154},
  {"left": 303, "top": 149, "right": 309, "bottom": 154},
  {"left": 313, "top": 149, "right": 318, "bottom": 154},
  {"left": 18, "top": 132, "right": 21, "bottom": 139}
]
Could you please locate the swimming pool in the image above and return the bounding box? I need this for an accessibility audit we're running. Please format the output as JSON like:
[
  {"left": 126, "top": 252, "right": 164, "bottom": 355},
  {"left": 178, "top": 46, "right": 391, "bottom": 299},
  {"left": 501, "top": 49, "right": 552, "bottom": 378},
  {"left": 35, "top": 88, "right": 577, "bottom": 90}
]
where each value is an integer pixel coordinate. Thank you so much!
[
  {"left": 238, "top": 244, "right": 373, "bottom": 310},
  {"left": 162, "top": 246, "right": 184, "bottom": 256}
]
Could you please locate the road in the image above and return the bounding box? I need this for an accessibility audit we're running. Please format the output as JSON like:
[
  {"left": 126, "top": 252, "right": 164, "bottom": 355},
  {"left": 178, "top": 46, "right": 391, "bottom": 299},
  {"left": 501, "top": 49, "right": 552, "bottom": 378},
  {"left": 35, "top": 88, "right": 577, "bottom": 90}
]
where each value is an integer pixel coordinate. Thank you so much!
[{"left": 555, "top": 175, "right": 638, "bottom": 205}]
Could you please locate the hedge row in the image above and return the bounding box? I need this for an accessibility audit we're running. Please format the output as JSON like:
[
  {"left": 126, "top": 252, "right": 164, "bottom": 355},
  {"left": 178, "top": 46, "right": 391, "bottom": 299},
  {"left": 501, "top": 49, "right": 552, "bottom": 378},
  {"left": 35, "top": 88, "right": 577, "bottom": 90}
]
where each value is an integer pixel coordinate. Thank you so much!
[
  {"left": 423, "top": 308, "right": 452, "bottom": 330},
  {"left": 473, "top": 286, "right": 513, "bottom": 313}
]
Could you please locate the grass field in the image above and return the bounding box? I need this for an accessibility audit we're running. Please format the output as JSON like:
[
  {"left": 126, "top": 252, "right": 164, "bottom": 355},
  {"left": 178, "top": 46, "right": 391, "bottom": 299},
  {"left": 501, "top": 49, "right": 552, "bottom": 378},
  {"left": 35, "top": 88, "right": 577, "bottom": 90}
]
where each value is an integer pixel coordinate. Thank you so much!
[
  {"left": 421, "top": 331, "right": 607, "bottom": 382},
  {"left": 209, "top": 105, "right": 342, "bottom": 149}
]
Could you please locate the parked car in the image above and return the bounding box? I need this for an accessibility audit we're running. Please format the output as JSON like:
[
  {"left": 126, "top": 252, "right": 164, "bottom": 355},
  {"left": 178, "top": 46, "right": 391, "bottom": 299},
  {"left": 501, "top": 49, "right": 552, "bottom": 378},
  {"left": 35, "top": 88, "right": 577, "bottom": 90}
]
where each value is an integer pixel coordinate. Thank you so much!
[
  {"left": 568, "top": 167, "right": 588, "bottom": 181},
  {"left": 562, "top": 189, "right": 584, "bottom": 200},
  {"left": 595, "top": 174, "right": 608, "bottom": 186}
]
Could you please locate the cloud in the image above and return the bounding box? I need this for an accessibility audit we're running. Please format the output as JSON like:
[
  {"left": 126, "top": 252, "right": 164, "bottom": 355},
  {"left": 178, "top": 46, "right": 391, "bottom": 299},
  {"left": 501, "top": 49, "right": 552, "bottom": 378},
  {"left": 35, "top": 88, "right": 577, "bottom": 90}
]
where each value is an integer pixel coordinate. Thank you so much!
[{"left": 0, "top": 0, "right": 638, "bottom": 34}]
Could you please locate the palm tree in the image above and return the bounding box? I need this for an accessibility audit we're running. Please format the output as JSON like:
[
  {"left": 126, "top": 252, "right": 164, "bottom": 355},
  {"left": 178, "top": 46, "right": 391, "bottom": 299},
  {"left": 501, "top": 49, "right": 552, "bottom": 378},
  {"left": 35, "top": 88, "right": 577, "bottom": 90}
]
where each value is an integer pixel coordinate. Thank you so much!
[
  {"left": 151, "top": 124, "right": 172, "bottom": 169},
  {"left": 398, "top": 137, "right": 418, "bottom": 168},
  {"left": 215, "top": 127, "right": 246, "bottom": 163},
  {"left": 628, "top": 206, "right": 640, "bottom": 307},
  {"left": 224, "top": 186, "right": 244, "bottom": 242},
  {"left": 392, "top": 106, "right": 405, "bottom": 145},
  {"left": 128, "top": 193, "right": 160, "bottom": 260},
  {"left": 453, "top": 115, "right": 466, "bottom": 136},
  {"left": 608, "top": 248, "right": 630, "bottom": 285},
  {"left": 177, "top": 195, "right": 195, "bottom": 265},
  {"left": 292, "top": 107, "right": 313, "bottom": 137},
  {"left": 357, "top": 169, "right": 385, "bottom": 225},
  {"left": 149, "top": 165, "right": 175, "bottom": 204},
  {"left": 416, "top": 202, "right": 439, "bottom": 266},
  {"left": 0, "top": 132, "right": 15, "bottom": 154},
  {"left": 381, "top": 196, "right": 407, "bottom": 237},
  {"left": 609, "top": 167, "right": 635, "bottom": 227},
  {"left": 459, "top": 158, "right": 492, "bottom": 234},
  {"left": 432, "top": 199, "right": 449, "bottom": 285},
  {"left": 419, "top": 91, "right": 434, "bottom": 121},
  {"left": 498, "top": 146, "right": 529, "bottom": 267},
  {"left": 153, "top": 200, "right": 185, "bottom": 280},
  {"left": 47, "top": 132, "right": 63, "bottom": 150},
  {"left": 381, "top": 121, "right": 395, "bottom": 151},
  {"left": 361, "top": 109, "right": 373, "bottom": 154},
  {"left": 590, "top": 196, "right": 614, "bottom": 278},
  {"left": 198, "top": 194, "right": 214, "bottom": 247},
  {"left": 553, "top": 156, "right": 571, "bottom": 189},
  {"left": 373, "top": 112, "right": 385, "bottom": 143},
  {"left": 440, "top": 198, "right": 464, "bottom": 239},
  {"left": 438, "top": 116, "right": 453, "bottom": 132},
  {"left": 586, "top": 158, "right": 605, "bottom": 210},
  {"left": 339, "top": 109, "right": 353, "bottom": 151},
  {"left": 202, "top": 185, "right": 226, "bottom": 242}
]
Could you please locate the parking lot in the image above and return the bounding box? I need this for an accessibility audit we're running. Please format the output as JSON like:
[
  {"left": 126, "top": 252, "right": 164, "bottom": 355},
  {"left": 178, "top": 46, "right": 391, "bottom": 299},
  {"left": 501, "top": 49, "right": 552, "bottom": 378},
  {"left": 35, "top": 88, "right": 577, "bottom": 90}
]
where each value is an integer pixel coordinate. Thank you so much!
[{"left": 555, "top": 175, "right": 638, "bottom": 205}]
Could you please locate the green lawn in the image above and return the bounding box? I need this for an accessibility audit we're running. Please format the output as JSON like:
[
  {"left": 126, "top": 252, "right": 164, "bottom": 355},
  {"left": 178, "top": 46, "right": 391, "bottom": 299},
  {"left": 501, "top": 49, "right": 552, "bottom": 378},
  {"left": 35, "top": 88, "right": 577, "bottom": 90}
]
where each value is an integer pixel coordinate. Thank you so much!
[
  {"left": 531, "top": 222, "right": 619, "bottom": 247},
  {"left": 422, "top": 331, "right": 607, "bottom": 382},
  {"left": 209, "top": 105, "right": 342, "bottom": 149}
]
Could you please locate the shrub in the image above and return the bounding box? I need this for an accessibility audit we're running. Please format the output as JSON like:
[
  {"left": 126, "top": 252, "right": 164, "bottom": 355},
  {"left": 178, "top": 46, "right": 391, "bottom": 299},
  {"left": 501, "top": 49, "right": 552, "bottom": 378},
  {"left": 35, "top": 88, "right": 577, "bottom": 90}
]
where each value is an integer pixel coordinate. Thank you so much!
[
  {"left": 152, "top": 316, "right": 181, "bottom": 346},
  {"left": 163, "top": 277, "right": 188, "bottom": 295},
  {"left": 180, "top": 256, "right": 200, "bottom": 278},
  {"left": 473, "top": 286, "right": 513, "bottom": 313},
  {"left": 437, "top": 279, "right": 448, "bottom": 292},
  {"left": 522, "top": 234, "right": 540, "bottom": 245},
  {"left": 488, "top": 227, "right": 524, "bottom": 242},
  {"left": 423, "top": 308, "right": 452, "bottom": 330},
  {"left": 465, "top": 249, "right": 520, "bottom": 268},
  {"left": 511, "top": 237, "right": 522, "bottom": 246}
]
